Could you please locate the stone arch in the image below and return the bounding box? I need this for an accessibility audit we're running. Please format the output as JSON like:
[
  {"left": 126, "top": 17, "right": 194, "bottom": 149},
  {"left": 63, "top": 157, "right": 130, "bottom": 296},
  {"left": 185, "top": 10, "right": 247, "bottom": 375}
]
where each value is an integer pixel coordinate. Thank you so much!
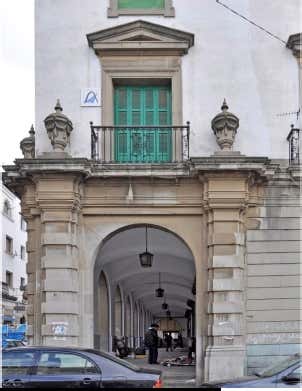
[{"left": 91, "top": 221, "right": 201, "bottom": 358}]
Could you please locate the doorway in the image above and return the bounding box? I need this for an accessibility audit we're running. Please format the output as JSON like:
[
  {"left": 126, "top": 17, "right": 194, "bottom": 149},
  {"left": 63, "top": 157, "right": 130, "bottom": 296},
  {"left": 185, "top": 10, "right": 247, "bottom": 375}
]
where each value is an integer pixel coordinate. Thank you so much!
[{"left": 114, "top": 86, "right": 172, "bottom": 162}]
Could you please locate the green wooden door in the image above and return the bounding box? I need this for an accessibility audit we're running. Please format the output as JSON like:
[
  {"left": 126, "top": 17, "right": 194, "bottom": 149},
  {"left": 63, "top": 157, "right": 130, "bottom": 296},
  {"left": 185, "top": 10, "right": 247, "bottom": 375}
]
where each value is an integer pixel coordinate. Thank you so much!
[{"left": 114, "top": 86, "right": 172, "bottom": 163}]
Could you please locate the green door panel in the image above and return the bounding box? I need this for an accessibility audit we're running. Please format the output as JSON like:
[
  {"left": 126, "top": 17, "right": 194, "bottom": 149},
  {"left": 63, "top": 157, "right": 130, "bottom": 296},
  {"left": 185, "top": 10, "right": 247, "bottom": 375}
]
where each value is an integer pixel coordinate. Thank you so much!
[{"left": 114, "top": 86, "right": 171, "bottom": 163}]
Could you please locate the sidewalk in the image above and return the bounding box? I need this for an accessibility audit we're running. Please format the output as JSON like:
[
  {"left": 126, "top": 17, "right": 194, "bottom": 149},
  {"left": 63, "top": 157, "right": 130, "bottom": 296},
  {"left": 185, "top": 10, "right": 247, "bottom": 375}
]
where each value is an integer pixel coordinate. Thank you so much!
[{"left": 126, "top": 348, "right": 196, "bottom": 388}]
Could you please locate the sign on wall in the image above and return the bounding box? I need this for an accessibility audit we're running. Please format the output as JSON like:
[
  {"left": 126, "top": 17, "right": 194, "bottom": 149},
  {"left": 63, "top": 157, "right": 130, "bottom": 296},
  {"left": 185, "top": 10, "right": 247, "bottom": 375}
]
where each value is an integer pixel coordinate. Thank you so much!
[
  {"left": 81, "top": 88, "right": 101, "bottom": 107},
  {"left": 51, "top": 321, "right": 68, "bottom": 340}
]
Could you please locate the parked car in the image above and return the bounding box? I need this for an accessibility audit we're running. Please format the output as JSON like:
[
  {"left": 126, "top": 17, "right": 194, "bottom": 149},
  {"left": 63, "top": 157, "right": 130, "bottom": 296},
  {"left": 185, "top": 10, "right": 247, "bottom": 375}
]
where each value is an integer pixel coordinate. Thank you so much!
[
  {"left": 201, "top": 354, "right": 301, "bottom": 388},
  {"left": 2, "top": 346, "right": 162, "bottom": 388}
]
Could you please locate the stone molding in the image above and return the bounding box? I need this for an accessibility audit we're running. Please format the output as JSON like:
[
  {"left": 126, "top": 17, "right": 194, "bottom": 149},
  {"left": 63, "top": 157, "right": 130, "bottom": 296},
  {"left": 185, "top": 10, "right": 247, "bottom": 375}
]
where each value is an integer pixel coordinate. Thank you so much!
[{"left": 87, "top": 20, "right": 194, "bottom": 56}]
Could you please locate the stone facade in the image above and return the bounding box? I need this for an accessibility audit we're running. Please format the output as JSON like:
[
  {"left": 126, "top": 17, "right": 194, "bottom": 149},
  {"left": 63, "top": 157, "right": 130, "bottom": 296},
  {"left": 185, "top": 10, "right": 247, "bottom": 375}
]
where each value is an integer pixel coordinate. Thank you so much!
[
  {"left": 5, "top": 153, "right": 300, "bottom": 383},
  {"left": 246, "top": 165, "right": 301, "bottom": 374}
]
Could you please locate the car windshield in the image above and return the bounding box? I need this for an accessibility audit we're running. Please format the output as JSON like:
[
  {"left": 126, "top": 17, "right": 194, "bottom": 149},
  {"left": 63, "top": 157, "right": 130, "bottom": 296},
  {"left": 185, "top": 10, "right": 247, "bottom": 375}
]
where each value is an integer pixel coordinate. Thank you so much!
[
  {"left": 255, "top": 355, "right": 300, "bottom": 377},
  {"left": 84, "top": 349, "right": 140, "bottom": 372}
]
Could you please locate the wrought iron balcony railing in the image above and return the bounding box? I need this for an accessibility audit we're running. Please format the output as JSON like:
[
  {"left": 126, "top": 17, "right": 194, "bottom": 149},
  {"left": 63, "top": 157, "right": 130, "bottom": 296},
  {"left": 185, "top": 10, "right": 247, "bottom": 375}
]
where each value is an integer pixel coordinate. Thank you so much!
[
  {"left": 90, "top": 123, "right": 190, "bottom": 163},
  {"left": 287, "top": 125, "right": 300, "bottom": 165}
]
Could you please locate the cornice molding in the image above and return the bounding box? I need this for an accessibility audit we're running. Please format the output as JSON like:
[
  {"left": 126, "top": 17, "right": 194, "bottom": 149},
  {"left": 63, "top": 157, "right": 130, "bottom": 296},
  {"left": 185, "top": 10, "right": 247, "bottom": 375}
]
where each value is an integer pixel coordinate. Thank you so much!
[{"left": 87, "top": 20, "right": 194, "bottom": 56}]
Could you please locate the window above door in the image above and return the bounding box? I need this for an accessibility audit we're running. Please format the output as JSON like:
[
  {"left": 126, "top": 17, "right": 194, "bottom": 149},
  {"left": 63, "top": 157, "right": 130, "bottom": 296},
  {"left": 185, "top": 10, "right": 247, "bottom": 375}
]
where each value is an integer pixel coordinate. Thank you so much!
[{"left": 108, "top": 0, "right": 175, "bottom": 17}]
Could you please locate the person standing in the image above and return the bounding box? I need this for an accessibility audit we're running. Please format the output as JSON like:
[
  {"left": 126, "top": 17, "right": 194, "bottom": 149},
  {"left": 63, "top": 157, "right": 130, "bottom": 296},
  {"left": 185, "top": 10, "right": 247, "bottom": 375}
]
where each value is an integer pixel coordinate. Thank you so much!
[
  {"left": 164, "top": 333, "right": 173, "bottom": 352},
  {"left": 144, "top": 323, "right": 159, "bottom": 364},
  {"left": 188, "top": 336, "right": 196, "bottom": 363}
]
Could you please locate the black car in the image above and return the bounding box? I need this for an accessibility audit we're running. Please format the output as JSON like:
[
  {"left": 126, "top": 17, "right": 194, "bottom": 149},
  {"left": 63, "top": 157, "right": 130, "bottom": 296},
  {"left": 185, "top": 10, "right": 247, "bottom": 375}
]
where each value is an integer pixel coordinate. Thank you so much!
[
  {"left": 2, "top": 346, "right": 162, "bottom": 389},
  {"left": 201, "top": 354, "right": 301, "bottom": 388}
]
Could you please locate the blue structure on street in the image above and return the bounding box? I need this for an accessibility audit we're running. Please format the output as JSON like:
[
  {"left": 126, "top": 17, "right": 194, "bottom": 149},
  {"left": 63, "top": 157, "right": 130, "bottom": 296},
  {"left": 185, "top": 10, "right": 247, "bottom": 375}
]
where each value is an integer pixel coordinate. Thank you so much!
[{"left": 2, "top": 324, "right": 27, "bottom": 348}]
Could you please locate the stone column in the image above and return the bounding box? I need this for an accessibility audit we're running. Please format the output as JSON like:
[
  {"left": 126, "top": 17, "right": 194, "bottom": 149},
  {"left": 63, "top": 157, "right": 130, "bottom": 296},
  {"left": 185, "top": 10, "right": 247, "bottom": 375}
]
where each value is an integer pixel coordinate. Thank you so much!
[
  {"left": 36, "top": 174, "right": 81, "bottom": 345},
  {"left": 203, "top": 173, "right": 250, "bottom": 381}
]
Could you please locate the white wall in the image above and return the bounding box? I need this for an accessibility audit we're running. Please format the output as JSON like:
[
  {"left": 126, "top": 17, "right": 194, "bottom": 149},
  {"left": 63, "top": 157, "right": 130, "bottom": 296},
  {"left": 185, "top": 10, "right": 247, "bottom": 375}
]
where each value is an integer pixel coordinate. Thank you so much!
[
  {"left": 1, "top": 183, "right": 27, "bottom": 307},
  {"left": 35, "top": 0, "right": 300, "bottom": 159}
]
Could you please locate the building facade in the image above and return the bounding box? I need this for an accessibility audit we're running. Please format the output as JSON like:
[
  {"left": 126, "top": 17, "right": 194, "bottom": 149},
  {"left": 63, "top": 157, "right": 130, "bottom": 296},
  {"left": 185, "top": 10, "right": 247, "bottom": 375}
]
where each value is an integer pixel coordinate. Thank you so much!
[
  {"left": 3, "top": 0, "right": 301, "bottom": 384},
  {"left": 1, "top": 184, "right": 28, "bottom": 325}
]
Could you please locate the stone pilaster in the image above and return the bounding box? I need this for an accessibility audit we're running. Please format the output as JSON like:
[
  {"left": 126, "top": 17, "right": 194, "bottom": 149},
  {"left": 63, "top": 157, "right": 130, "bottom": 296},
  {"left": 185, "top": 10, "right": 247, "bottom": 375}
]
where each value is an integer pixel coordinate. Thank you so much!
[
  {"left": 36, "top": 174, "right": 81, "bottom": 345},
  {"left": 203, "top": 174, "right": 252, "bottom": 381},
  {"left": 21, "top": 182, "right": 42, "bottom": 345}
]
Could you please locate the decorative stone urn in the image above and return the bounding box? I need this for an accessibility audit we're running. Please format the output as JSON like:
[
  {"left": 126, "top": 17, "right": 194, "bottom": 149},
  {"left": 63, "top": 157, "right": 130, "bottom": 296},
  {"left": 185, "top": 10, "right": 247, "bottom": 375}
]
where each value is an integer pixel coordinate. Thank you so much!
[
  {"left": 44, "top": 100, "right": 73, "bottom": 152},
  {"left": 211, "top": 99, "right": 239, "bottom": 151},
  {"left": 20, "top": 125, "right": 35, "bottom": 158}
]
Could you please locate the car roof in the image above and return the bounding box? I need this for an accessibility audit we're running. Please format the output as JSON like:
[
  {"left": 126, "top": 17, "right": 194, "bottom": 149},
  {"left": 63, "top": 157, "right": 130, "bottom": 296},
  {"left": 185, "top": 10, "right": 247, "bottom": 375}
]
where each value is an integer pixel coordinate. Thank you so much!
[
  {"left": 3, "top": 346, "right": 161, "bottom": 375},
  {"left": 4, "top": 346, "right": 105, "bottom": 353}
]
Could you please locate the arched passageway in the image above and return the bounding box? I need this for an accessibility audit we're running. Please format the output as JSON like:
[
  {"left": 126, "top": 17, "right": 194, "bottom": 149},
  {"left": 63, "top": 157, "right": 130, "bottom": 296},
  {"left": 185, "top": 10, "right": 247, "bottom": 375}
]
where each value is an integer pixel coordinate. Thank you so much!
[{"left": 94, "top": 225, "right": 196, "bottom": 355}]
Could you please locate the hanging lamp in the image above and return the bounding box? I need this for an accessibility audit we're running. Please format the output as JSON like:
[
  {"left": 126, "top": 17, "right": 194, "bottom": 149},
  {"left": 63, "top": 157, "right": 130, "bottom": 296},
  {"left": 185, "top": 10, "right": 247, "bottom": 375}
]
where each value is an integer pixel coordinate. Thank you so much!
[
  {"left": 155, "top": 273, "right": 164, "bottom": 298},
  {"left": 139, "top": 226, "right": 153, "bottom": 268},
  {"left": 162, "top": 294, "right": 168, "bottom": 310}
]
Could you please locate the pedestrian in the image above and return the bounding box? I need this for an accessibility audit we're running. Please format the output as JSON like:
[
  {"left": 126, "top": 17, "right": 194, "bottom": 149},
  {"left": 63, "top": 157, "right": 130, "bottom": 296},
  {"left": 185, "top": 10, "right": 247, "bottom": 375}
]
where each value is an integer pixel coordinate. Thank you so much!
[
  {"left": 164, "top": 333, "right": 173, "bottom": 352},
  {"left": 178, "top": 332, "right": 183, "bottom": 348},
  {"left": 188, "top": 336, "right": 196, "bottom": 363},
  {"left": 144, "top": 323, "right": 159, "bottom": 364}
]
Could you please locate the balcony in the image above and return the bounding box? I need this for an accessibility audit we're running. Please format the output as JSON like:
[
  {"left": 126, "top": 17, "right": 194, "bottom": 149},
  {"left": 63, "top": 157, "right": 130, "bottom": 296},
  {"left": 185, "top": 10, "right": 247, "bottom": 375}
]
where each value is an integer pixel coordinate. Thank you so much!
[
  {"left": 2, "top": 282, "right": 17, "bottom": 302},
  {"left": 90, "top": 123, "right": 190, "bottom": 164}
]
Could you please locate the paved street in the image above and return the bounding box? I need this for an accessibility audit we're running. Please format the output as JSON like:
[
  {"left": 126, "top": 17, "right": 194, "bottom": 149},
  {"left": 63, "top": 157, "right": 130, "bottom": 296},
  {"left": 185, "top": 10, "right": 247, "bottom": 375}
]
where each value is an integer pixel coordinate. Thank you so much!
[{"left": 126, "top": 348, "right": 196, "bottom": 388}]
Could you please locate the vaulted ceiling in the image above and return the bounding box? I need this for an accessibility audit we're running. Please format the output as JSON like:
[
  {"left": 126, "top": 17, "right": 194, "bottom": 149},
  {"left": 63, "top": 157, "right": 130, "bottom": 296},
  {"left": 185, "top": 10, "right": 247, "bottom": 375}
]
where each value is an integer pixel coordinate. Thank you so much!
[{"left": 95, "top": 226, "right": 195, "bottom": 318}]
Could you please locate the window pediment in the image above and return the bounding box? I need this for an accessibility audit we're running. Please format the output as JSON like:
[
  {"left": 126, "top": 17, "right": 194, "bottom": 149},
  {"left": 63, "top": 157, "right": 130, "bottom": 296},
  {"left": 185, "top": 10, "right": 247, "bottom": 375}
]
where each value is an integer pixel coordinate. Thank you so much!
[{"left": 87, "top": 20, "right": 194, "bottom": 56}]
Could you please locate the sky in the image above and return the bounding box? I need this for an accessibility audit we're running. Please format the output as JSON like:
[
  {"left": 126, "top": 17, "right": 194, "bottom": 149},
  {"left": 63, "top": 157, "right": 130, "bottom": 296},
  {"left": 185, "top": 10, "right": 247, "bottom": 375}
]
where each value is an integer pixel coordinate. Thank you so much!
[{"left": 0, "top": 0, "right": 34, "bottom": 167}]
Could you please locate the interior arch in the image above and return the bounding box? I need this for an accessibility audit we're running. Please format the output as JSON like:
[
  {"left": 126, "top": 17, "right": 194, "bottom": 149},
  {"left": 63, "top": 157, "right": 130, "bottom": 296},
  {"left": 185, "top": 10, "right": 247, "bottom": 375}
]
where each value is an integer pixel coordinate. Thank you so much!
[{"left": 93, "top": 224, "right": 196, "bottom": 352}]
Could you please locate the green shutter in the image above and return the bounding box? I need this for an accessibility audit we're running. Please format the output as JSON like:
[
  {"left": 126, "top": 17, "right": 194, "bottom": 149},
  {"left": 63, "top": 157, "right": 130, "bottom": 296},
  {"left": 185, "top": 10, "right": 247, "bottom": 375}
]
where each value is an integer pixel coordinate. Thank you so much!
[
  {"left": 118, "top": 0, "right": 165, "bottom": 9},
  {"left": 114, "top": 86, "right": 171, "bottom": 163}
]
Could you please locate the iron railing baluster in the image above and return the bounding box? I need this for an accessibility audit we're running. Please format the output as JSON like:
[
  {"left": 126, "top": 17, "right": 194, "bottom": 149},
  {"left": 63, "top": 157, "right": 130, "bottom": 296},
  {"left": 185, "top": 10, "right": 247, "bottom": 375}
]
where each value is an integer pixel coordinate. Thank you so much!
[{"left": 90, "top": 123, "right": 191, "bottom": 163}]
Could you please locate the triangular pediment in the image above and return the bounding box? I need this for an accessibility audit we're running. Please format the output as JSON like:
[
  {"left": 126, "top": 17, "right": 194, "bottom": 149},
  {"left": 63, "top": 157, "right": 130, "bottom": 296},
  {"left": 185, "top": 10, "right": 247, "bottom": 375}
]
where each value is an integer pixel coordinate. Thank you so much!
[{"left": 87, "top": 20, "right": 194, "bottom": 56}]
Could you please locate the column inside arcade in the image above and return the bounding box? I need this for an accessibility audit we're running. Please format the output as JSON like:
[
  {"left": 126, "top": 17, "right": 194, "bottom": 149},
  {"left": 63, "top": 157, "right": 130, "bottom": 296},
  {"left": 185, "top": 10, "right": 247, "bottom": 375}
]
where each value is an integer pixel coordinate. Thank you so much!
[{"left": 204, "top": 175, "right": 248, "bottom": 381}]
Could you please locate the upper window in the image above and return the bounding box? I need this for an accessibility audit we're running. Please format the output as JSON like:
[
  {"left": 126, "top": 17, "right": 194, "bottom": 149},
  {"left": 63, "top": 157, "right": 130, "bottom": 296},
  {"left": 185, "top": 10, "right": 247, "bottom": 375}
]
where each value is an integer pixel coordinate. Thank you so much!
[
  {"left": 20, "top": 245, "right": 26, "bottom": 260},
  {"left": 3, "top": 199, "right": 12, "bottom": 219},
  {"left": 5, "top": 236, "right": 13, "bottom": 255},
  {"left": 6, "top": 271, "right": 13, "bottom": 288},
  {"left": 21, "top": 217, "right": 27, "bottom": 231},
  {"left": 108, "top": 0, "right": 174, "bottom": 17}
]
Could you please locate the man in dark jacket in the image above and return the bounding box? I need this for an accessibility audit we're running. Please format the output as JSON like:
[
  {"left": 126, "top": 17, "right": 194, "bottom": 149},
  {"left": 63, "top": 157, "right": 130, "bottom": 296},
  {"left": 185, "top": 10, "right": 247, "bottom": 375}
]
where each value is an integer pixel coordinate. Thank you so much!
[{"left": 144, "top": 324, "right": 159, "bottom": 364}]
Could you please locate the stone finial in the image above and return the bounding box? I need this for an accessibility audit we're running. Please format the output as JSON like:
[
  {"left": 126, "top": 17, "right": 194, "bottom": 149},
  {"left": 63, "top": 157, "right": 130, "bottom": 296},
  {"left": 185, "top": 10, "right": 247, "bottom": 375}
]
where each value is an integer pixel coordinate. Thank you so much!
[
  {"left": 211, "top": 99, "right": 239, "bottom": 152},
  {"left": 20, "top": 125, "right": 35, "bottom": 158},
  {"left": 286, "top": 33, "right": 302, "bottom": 65},
  {"left": 44, "top": 99, "right": 73, "bottom": 152}
]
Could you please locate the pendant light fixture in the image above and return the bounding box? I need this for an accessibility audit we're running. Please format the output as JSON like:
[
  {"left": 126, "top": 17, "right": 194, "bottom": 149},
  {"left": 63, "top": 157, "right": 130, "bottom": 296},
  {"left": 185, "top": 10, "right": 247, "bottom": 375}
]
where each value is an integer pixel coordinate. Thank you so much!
[
  {"left": 162, "top": 295, "right": 168, "bottom": 310},
  {"left": 155, "top": 273, "right": 164, "bottom": 298},
  {"left": 139, "top": 226, "right": 153, "bottom": 268}
]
